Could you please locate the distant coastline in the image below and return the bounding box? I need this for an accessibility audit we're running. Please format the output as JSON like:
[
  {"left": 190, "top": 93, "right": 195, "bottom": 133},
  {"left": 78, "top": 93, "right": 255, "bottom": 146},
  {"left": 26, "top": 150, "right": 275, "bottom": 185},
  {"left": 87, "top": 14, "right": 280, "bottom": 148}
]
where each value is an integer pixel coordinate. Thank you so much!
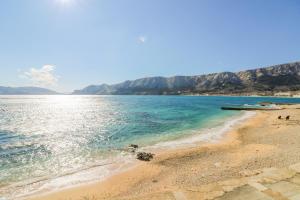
[
  {"left": 181, "top": 92, "right": 300, "bottom": 98},
  {"left": 0, "top": 86, "right": 59, "bottom": 95},
  {"left": 1, "top": 93, "right": 300, "bottom": 98}
]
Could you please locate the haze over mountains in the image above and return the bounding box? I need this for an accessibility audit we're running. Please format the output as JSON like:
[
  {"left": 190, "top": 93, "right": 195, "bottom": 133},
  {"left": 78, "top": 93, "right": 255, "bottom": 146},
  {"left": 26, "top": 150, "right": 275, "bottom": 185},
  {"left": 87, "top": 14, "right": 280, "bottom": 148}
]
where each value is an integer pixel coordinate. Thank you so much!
[
  {"left": 0, "top": 86, "right": 58, "bottom": 95},
  {"left": 73, "top": 61, "right": 300, "bottom": 96}
]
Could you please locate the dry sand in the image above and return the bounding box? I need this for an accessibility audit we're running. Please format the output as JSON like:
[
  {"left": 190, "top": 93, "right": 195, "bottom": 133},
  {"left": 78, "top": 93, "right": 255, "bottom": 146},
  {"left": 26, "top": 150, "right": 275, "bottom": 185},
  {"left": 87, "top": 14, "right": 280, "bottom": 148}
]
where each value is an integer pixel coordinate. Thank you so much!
[{"left": 28, "top": 104, "right": 300, "bottom": 200}]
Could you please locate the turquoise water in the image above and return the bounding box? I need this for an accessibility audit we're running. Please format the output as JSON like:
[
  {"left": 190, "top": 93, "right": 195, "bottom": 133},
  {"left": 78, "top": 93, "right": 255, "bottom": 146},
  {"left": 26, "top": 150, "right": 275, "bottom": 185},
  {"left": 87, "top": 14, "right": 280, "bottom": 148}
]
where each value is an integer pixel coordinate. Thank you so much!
[{"left": 0, "top": 95, "right": 299, "bottom": 198}]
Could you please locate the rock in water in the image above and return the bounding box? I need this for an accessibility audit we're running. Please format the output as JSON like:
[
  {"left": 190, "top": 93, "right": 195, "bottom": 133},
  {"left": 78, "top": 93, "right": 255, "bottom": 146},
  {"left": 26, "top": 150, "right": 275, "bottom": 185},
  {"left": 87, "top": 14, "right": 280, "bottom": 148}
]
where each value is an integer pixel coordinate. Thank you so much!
[
  {"left": 129, "top": 144, "right": 139, "bottom": 149},
  {"left": 136, "top": 152, "right": 154, "bottom": 161},
  {"left": 127, "top": 144, "right": 139, "bottom": 153},
  {"left": 127, "top": 147, "right": 136, "bottom": 153}
]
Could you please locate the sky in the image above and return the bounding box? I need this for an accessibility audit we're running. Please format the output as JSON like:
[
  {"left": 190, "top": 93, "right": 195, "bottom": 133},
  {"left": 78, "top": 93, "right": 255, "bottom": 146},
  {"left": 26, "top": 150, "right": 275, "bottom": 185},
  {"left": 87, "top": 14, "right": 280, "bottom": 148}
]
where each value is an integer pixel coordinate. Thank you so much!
[{"left": 0, "top": 0, "right": 300, "bottom": 92}]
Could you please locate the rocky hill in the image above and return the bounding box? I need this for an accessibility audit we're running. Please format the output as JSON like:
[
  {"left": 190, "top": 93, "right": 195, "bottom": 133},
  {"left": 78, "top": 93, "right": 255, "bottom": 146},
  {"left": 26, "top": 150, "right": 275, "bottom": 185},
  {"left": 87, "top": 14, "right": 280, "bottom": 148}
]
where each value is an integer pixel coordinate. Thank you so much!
[
  {"left": 0, "top": 86, "right": 59, "bottom": 95},
  {"left": 73, "top": 61, "right": 300, "bottom": 95}
]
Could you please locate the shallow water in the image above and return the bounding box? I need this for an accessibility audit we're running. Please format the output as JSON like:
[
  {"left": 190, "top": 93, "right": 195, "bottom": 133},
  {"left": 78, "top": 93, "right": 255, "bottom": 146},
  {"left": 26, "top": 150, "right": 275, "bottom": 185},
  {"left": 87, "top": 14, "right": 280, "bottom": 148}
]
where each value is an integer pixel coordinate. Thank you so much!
[{"left": 0, "top": 95, "right": 299, "bottom": 199}]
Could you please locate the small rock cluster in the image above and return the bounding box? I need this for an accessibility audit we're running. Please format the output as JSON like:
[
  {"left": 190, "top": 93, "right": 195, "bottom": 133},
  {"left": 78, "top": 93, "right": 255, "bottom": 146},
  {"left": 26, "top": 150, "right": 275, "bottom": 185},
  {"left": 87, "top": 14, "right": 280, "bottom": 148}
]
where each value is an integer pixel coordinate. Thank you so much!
[
  {"left": 126, "top": 144, "right": 155, "bottom": 161},
  {"left": 136, "top": 152, "right": 155, "bottom": 161}
]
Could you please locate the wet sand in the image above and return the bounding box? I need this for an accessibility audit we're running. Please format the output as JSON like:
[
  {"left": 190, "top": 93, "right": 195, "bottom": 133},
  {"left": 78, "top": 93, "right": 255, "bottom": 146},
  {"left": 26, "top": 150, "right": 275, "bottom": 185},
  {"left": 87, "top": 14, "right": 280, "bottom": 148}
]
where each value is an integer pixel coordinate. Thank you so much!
[{"left": 28, "top": 104, "right": 300, "bottom": 200}]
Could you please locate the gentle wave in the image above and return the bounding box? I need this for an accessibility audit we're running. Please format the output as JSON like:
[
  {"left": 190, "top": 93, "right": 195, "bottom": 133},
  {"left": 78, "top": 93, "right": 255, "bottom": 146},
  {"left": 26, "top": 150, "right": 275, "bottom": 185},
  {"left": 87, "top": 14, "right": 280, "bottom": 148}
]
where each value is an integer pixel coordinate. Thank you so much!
[
  {"left": 1, "top": 154, "right": 137, "bottom": 200},
  {"left": 143, "top": 111, "right": 255, "bottom": 150}
]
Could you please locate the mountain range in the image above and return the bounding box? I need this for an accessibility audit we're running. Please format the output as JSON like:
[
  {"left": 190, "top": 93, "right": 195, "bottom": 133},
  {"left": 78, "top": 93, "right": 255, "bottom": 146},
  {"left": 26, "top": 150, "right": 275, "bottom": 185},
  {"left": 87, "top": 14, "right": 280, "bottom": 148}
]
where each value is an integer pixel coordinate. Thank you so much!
[
  {"left": 1, "top": 61, "right": 300, "bottom": 95},
  {"left": 0, "top": 86, "right": 58, "bottom": 95},
  {"left": 73, "top": 61, "right": 300, "bottom": 96}
]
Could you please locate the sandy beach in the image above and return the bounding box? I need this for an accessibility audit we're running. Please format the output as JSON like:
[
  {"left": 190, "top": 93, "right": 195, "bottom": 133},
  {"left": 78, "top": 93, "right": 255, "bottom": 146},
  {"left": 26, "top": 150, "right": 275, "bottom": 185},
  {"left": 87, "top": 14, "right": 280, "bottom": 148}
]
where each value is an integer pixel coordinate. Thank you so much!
[{"left": 28, "top": 104, "right": 300, "bottom": 200}]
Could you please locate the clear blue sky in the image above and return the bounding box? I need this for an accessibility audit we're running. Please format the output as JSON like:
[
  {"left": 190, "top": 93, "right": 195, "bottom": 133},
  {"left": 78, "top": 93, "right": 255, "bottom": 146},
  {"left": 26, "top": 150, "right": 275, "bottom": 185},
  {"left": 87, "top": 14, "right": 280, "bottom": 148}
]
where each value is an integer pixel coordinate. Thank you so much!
[{"left": 0, "top": 0, "right": 300, "bottom": 92}]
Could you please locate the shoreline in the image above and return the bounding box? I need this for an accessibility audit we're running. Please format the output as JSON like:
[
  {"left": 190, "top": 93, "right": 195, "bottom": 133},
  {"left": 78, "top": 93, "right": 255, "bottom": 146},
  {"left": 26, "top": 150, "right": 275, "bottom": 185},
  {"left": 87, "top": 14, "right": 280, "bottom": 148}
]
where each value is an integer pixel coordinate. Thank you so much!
[
  {"left": 27, "top": 104, "right": 300, "bottom": 200},
  {"left": 143, "top": 111, "right": 255, "bottom": 151},
  {"left": 3, "top": 109, "right": 251, "bottom": 200},
  {"left": 24, "top": 110, "right": 259, "bottom": 200}
]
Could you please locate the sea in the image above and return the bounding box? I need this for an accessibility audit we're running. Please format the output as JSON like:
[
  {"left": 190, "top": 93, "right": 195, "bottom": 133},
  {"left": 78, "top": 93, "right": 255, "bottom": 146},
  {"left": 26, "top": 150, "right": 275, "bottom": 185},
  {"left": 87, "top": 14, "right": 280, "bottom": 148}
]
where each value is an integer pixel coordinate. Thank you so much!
[{"left": 0, "top": 95, "right": 299, "bottom": 199}]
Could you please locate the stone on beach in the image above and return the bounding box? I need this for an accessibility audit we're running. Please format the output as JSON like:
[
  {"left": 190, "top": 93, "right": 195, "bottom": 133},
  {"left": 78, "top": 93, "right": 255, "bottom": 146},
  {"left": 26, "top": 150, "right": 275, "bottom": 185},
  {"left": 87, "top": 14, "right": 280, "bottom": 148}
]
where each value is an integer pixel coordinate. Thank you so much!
[
  {"left": 214, "top": 162, "right": 221, "bottom": 168},
  {"left": 239, "top": 169, "right": 262, "bottom": 177},
  {"left": 136, "top": 152, "right": 154, "bottom": 161},
  {"left": 127, "top": 147, "right": 136, "bottom": 153},
  {"left": 128, "top": 144, "right": 139, "bottom": 149}
]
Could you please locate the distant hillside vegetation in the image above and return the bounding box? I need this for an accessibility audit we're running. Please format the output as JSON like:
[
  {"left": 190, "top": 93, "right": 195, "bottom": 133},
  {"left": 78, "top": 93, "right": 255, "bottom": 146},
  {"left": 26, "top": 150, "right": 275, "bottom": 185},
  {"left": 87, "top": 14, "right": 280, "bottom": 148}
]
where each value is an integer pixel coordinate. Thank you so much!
[
  {"left": 73, "top": 61, "right": 300, "bottom": 96},
  {"left": 0, "top": 86, "right": 59, "bottom": 95}
]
